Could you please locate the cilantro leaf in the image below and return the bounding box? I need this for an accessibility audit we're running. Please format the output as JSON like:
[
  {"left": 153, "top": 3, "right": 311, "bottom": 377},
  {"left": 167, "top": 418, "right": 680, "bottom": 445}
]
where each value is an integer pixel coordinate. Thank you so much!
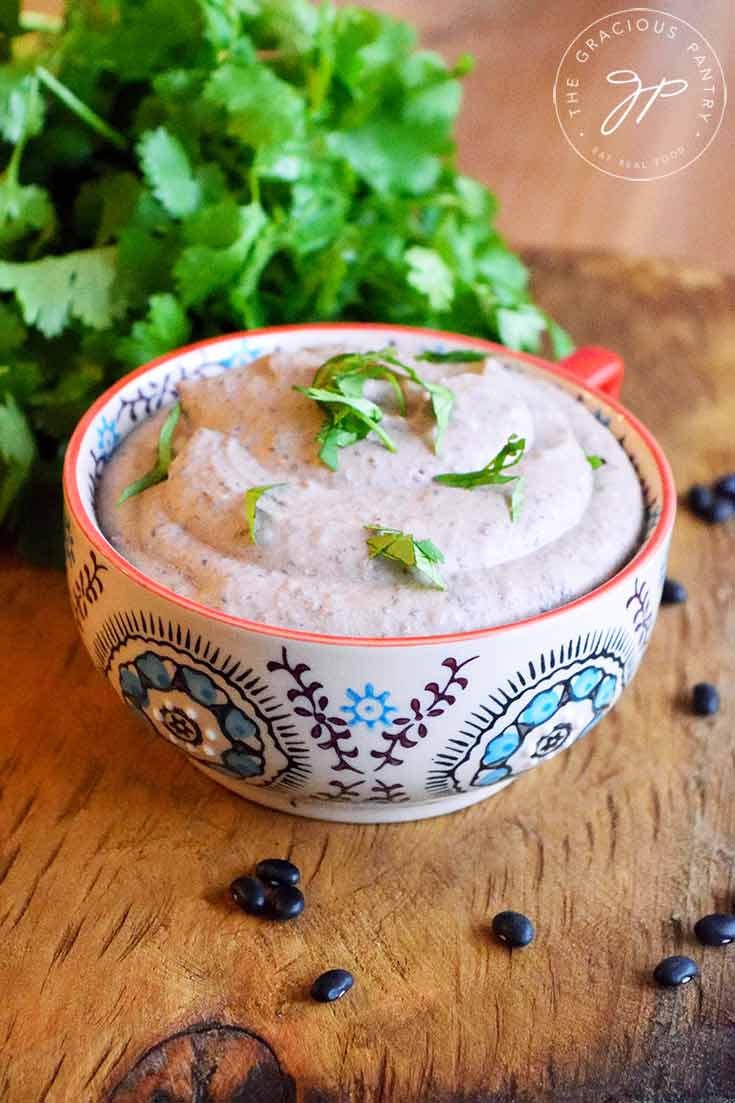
[
  {"left": 0, "top": 393, "right": 35, "bottom": 523},
  {"left": 416, "top": 349, "right": 486, "bottom": 364},
  {"left": 495, "top": 304, "right": 548, "bottom": 353},
  {"left": 545, "top": 315, "right": 576, "bottom": 360},
  {"left": 313, "top": 351, "right": 406, "bottom": 412},
  {"left": 243, "top": 482, "right": 287, "bottom": 543},
  {"left": 381, "top": 350, "right": 454, "bottom": 452},
  {"left": 174, "top": 203, "right": 268, "bottom": 306},
  {"left": 118, "top": 401, "right": 181, "bottom": 504},
  {"left": 586, "top": 453, "right": 606, "bottom": 470},
  {"left": 406, "top": 245, "right": 454, "bottom": 311},
  {"left": 366, "top": 524, "right": 446, "bottom": 590},
  {"left": 0, "top": 71, "right": 44, "bottom": 144},
  {"left": 434, "top": 433, "right": 525, "bottom": 489},
  {"left": 0, "top": 173, "right": 53, "bottom": 248},
  {"left": 295, "top": 383, "right": 396, "bottom": 468},
  {"left": 0, "top": 247, "right": 120, "bottom": 337},
  {"left": 117, "top": 293, "right": 190, "bottom": 366},
  {"left": 328, "top": 116, "right": 442, "bottom": 196},
  {"left": 137, "top": 127, "right": 201, "bottom": 218},
  {"left": 204, "top": 62, "right": 305, "bottom": 148}
]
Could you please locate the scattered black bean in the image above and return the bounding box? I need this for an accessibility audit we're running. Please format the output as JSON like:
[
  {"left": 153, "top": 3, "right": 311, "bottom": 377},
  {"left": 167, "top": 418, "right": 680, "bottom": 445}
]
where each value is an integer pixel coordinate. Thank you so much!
[
  {"left": 714, "top": 473, "right": 735, "bottom": 501},
  {"left": 491, "top": 910, "right": 535, "bottom": 948},
  {"left": 310, "top": 969, "right": 354, "bottom": 1003},
  {"left": 256, "top": 858, "right": 301, "bottom": 886},
  {"left": 705, "top": 497, "right": 735, "bottom": 524},
  {"left": 230, "top": 876, "right": 268, "bottom": 915},
  {"left": 661, "top": 578, "right": 687, "bottom": 605},
  {"left": 687, "top": 484, "right": 713, "bottom": 516},
  {"left": 692, "top": 682, "right": 720, "bottom": 716},
  {"left": 653, "top": 955, "right": 699, "bottom": 988},
  {"left": 268, "top": 883, "right": 305, "bottom": 920},
  {"left": 693, "top": 913, "right": 735, "bottom": 947}
]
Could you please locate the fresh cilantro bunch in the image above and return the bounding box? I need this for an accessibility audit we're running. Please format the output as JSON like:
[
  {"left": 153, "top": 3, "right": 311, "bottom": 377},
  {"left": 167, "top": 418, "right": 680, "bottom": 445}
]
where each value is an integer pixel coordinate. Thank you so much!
[{"left": 0, "top": 0, "right": 572, "bottom": 563}]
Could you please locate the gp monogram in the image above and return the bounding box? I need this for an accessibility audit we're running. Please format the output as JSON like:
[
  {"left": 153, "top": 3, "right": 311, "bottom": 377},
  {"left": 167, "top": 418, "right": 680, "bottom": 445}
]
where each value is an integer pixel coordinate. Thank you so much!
[{"left": 553, "top": 8, "right": 727, "bottom": 181}]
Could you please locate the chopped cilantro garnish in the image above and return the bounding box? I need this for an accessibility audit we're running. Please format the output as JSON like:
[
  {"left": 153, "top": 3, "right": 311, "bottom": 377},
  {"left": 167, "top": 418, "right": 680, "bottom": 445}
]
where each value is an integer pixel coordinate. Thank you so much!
[
  {"left": 299, "top": 347, "right": 456, "bottom": 468},
  {"left": 416, "top": 349, "right": 486, "bottom": 364},
  {"left": 117, "top": 401, "right": 181, "bottom": 504},
  {"left": 586, "top": 454, "right": 606, "bottom": 470},
  {"left": 243, "top": 482, "right": 287, "bottom": 543},
  {"left": 433, "top": 434, "right": 526, "bottom": 522},
  {"left": 366, "top": 525, "right": 446, "bottom": 590},
  {"left": 381, "top": 351, "right": 454, "bottom": 453},
  {"left": 295, "top": 383, "right": 397, "bottom": 470}
]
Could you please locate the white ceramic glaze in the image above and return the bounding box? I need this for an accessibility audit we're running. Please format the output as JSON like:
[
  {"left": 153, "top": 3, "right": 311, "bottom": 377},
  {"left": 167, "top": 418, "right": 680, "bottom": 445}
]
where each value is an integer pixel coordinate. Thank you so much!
[{"left": 63, "top": 325, "right": 675, "bottom": 823}]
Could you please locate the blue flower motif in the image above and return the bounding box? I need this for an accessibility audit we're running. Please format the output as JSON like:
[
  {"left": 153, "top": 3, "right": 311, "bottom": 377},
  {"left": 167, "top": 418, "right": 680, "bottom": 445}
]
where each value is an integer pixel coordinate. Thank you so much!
[
  {"left": 341, "top": 683, "right": 397, "bottom": 729},
  {"left": 95, "top": 415, "right": 121, "bottom": 458}
]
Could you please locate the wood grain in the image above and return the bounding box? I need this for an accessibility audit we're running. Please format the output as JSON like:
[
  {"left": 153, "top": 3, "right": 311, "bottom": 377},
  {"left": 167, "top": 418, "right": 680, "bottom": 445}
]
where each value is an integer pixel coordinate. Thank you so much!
[{"left": 1, "top": 250, "right": 735, "bottom": 1102}]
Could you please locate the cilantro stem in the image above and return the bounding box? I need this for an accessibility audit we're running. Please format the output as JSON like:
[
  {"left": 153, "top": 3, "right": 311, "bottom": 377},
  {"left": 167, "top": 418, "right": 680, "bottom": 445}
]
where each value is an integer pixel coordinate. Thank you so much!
[{"left": 36, "top": 66, "right": 127, "bottom": 150}]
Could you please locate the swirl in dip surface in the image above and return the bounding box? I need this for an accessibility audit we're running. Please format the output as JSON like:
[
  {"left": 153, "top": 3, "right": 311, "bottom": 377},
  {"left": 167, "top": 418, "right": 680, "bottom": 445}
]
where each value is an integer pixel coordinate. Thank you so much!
[{"left": 98, "top": 346, "right": 644, "bottom": 637}]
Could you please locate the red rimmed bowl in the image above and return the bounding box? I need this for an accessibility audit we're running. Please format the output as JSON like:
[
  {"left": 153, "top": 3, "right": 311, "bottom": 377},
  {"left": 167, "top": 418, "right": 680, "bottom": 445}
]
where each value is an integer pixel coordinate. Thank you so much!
[{"left": 62, "top": 324, "right": 675, "bottom": 822}]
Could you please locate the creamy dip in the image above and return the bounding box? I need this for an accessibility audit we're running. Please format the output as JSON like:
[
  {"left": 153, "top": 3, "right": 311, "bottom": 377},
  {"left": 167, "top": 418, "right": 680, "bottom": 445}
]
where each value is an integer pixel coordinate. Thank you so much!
[{"left": 98, "top": 346, "right": 644, "bottom": 636}]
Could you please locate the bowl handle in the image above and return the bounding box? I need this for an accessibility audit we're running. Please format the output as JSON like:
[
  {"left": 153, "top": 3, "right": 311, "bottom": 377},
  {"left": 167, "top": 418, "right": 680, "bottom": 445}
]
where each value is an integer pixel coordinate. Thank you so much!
[{"left": 558, "top": 346, "right": 624, "bottom": 399}]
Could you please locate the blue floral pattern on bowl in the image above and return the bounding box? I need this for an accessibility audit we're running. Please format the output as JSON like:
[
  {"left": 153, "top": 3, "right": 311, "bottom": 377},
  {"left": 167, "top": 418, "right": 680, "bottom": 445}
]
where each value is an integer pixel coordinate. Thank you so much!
[
  {"left": 471, "top": 662, "right": 619, "bottom": 787},
  {"left": 95, "top": 414, "right": 121, "bottom": 458},
  {"left": 427, "top": 628, "right": 635, "bottom": 798},
  {"left": 94, "top": 610, "right": 311, "bottom": 792},
  {"left": 341, "top": 683, "right": 397, "bottom": 729},
  {"left": 120, "top": 652, "right": 267, "bottom": 779}
]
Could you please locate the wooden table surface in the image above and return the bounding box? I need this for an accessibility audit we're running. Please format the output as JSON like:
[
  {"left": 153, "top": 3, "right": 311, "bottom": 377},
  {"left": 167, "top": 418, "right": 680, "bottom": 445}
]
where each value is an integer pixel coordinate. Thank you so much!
[{"left": 2, "top": 249, "right": 735, "bottom": 1102}]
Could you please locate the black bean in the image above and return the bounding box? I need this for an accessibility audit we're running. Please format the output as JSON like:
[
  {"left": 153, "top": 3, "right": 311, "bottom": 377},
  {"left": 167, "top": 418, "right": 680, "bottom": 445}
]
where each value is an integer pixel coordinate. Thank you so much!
[
  {"left": 693, "top": 913, "right": 735, "bottom": 947},
  {"left": 491, "top": 910, "right": 535, "bottom": 948},
  {"left": 687, "top": 484, "right": 713, "bottom": 516},
  {"left": 714, "top": 473, "right": 735, "bottom": 501},
  {"left": 705, "top": 496, "right": 735, "bottom": 524},
  {"left": 653, "top": 955, "right": 699, "bottom": 988},
  {"left": 256, "top": 858, "right": 301, "bottom": 886},
  {"left": 692, "top": 682, "right": 720, "bottom": 716},
  {"left": 310, "top": 969, "right": 354, "bottom": 1003},
  {"left": 268, "top": 884, "right": 305, "bottom": 920},
  {"left": 661, "top": 578, "right": 687, "bottom": 605},
  {"left": 230, "top": 876, "right": 267, "bottom": 915}
]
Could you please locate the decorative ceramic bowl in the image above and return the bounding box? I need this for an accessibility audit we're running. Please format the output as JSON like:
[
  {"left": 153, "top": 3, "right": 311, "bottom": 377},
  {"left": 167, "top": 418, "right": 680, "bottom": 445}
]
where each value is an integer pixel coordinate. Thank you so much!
[{"left": 63, "top": 324, "right": 675, "bottom": 823}]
